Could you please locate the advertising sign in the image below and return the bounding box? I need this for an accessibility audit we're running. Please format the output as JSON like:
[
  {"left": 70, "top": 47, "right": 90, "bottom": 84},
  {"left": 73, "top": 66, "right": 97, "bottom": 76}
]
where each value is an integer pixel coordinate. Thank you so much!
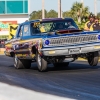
[
  {"left": 0, "top": 21, "right": 17, "bottom": 35},
  {"left": 8, "top": 24, "right": 18, "bottom": 39}
]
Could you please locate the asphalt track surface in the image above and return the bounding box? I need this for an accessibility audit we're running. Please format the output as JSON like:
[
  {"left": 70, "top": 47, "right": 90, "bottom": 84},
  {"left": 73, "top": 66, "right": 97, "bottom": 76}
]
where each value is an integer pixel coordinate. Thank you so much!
[{"left": 0, "top": 55, "right": 100, "bottom": 100}]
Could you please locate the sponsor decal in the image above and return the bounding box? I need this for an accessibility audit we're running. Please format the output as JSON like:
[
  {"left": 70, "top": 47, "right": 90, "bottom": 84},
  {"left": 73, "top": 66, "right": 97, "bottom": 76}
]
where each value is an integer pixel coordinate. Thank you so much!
[{"left": 24, "top": 25, "right": 28, "bottom": 32}]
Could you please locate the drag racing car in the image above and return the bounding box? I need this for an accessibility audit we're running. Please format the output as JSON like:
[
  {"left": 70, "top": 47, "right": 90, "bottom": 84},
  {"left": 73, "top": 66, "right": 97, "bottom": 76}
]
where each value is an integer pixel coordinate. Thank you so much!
[{"left": 4, "top": 18, "right": 100, "bottom": 72}]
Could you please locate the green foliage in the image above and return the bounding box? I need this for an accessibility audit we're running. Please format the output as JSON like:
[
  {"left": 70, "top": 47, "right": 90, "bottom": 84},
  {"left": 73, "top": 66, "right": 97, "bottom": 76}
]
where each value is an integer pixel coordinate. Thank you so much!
[
  {"left": 29, "top": 1, "right": 97, "bottom": 31},
  {"left": 97, "top": 13, "right": 100, "bottom": 18},
  {"left": 29, "top": 1, "right": 90, "bottom": 23},
  {"left": 29, "top": 10, "right": 42, "bottom": 20},
  {"left": 46, "top": 10, "right": 58, "bottom": 18},
  {"left": 75, "top": 21, "right": 85, "bottom": 30},
  {"left": 63, "top": 2, "right": 89, "bottom": 23},
  {"left": 77, "top": 22, "right": 85, "bottom": 30},
  {"left": 63, "top": 11, "right": 72, "bottom": 18},
  {"left": 29, "top": 9, "right": 58, "bottom": 20},
  {"left": 0, "top": 35, "right": 8, "bottom": 39}
]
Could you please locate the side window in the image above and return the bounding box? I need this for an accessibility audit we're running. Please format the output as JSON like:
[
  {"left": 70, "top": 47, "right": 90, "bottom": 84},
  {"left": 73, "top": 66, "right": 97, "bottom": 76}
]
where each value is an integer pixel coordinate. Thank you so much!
[
  {"left": 23, "top": 25, "right": 30, "bottom": 36},
  {"left": 31, "top": 23, "right": 40, "bottom": 35},
  {"left": 17, "top": 26, "right": 23, "bottom": 38}
]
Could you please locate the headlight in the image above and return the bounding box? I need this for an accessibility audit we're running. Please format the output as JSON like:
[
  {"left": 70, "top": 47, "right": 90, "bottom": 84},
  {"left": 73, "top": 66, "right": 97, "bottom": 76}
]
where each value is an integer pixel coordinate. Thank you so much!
[
  {"left": 45, "top": 40, "right": 50, "bottom": 45},
  {"left": 98, "top": 35, "right": 100, "bottom": 40}
]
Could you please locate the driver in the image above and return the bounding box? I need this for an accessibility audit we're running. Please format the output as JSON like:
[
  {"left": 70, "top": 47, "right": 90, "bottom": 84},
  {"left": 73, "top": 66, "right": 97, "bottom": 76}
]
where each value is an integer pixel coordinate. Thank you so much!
[
  {"left": 56, "top": 23, "right": 64, "bottom": 30},
  {"left": 67, "top": 21, "right": 76, "bottom": 29}
]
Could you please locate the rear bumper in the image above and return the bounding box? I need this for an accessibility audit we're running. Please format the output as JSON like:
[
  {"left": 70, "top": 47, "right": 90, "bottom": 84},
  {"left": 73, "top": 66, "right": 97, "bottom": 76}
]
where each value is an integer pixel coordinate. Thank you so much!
[{"left": 41, "top": 43, "right": 100, "bottom": 56}]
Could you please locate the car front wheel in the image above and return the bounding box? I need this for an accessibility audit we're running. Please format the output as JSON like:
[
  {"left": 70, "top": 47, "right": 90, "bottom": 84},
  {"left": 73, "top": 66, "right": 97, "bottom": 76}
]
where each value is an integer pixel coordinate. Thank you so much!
[
  {"left": 36, "top": 52, "right": 47, "bottom": 72},
  {"left": 88, "top": 51, "right": 99, "bottom": 66}
]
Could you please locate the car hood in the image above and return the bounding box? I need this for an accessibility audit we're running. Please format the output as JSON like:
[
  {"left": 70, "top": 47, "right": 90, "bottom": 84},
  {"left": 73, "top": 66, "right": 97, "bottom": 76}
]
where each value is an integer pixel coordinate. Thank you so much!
[
  {"left": 45, "top": 29, "right": 100, "bottom": 37},
  {"left": 21, "top": 30, "right": 100, "bottom": 40},
  {"left": 47, "top": 29, "right": 82, "bottom": 35}
]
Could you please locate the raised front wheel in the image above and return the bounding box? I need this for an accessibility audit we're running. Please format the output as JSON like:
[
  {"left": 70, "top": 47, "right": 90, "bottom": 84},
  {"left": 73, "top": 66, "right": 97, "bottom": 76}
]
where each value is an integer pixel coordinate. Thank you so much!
[
  {"left": 88, "top": 51, "right": 99, "bottom": 66},
  {"left": 36, "top": 52, "right": 47, "bottom": 72}
]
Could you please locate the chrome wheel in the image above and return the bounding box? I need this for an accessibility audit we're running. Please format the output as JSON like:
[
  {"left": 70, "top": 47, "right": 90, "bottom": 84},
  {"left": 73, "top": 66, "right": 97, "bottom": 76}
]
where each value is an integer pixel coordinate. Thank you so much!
[
  {"left": 14, "top": 56, "right": 18, "bottom": 67},
  {"left": 38, "top": 54, "right": 41, "bottom": 67},
  {"left": 36, "top": 52, "right": 47, "bottom": 72}
]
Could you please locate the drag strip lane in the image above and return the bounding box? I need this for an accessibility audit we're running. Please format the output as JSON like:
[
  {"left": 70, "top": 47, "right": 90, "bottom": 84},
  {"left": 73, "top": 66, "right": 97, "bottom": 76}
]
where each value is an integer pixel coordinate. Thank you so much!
[{"left": 0, "top": 56, "right": 100, "bottom": 100}]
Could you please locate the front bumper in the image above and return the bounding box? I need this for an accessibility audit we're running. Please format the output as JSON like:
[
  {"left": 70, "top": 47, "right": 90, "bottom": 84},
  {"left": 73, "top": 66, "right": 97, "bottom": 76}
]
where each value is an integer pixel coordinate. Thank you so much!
[{"left": 41, "top": 43, "right": 100, "bottom": 56}]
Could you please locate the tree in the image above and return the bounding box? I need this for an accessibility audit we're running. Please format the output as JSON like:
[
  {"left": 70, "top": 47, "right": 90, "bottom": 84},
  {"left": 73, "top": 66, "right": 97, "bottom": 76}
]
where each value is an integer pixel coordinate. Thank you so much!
[
  {"left": 29, "top": 10, "right": 42, "bottom": 20},
  {"left": 29, "top": 9, "right": 58, "bottom": 20},
  {"left": 63, "top": 11, "right": 72, "bottom": 18},
  {"left": 97, "top": 12, "right": 100, "bottom": 18},
  {"left": 63, "top": 10, "right": 77, "bottom": 21},
  {"left": 29, "top": 1, "right": 90, "bottom": 22},
  {"left": 46, "top": 10, "right": 58, "bottom": 18},
  {"left": 29, "top": 10, "right": 47, "bottom": 20},
  {"left": 62, "top": 2, "right": 89, "bottom": 23},
  {"left": 70, "top": 2, "right": 89, "bottom": 23}
]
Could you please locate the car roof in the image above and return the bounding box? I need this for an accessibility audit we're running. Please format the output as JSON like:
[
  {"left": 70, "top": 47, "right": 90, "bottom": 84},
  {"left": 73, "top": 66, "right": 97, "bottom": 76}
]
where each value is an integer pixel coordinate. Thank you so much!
[
  {"left": 21, "top": 18, "right": 74, "bottom": 25},
  {"left": 42, "top": 18, "right": 73, "bottom": 21}
]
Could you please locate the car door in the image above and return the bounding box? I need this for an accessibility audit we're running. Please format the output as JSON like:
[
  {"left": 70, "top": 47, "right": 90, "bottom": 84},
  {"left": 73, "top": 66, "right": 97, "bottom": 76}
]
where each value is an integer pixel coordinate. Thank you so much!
[
  {"left": 30, "top": 22, "right": 43, "bottom": 52},
  {"left": 14, "top": 23, "right": 32, "bottom": 58},
  {"left": 12, "top": 25, "right": 24, "bottom": 54}
]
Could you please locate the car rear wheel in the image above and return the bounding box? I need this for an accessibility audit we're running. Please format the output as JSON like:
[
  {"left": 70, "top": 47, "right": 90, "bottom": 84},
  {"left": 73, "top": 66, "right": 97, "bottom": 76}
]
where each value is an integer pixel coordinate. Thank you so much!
[
  {"left": 36, "top": 52, "right": 47, "bottom": 72},
  {"left": 88, "top": 51, "right": 99, "bottom": 66},
  {"left": 14, "top": 56, "right": 31, "bottom": 69}
]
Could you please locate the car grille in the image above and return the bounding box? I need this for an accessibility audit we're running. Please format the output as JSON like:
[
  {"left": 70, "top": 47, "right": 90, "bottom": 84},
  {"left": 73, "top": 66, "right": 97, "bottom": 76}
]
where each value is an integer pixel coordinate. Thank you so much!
[{"left": 48, "top": 34, "right": 98, "bottom": 46}]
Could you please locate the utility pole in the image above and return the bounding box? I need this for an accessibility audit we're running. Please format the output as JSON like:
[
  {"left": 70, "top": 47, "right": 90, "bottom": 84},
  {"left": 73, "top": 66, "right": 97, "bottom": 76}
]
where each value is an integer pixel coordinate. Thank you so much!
[
  {"left": 58, "top": 0, "right": 61, "bottom": 18},
  {"left": 81, "top": 0, "right": 84, "bottom": 3},
  {"left": 61, "top": 11, "right": 63, "bottom": 18},
  {"left": 94, "top": 0, "right": 97, "bottom": 16},
  {"left": 81, "top": 0, "right": 84, "bottom": 8},
  {"left": 42, "top": 0, "right": 45, "bottom": 19}
]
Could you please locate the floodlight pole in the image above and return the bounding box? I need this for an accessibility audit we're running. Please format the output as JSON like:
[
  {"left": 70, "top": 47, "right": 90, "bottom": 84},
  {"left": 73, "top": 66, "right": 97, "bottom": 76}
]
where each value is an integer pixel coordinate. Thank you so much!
[
  {"left": 94, "top": 0, "right": 97, "bottom": 16},
  {"left": 58, "top": 0, "right": 61, "bottom": 18},
  {"left": 81, "top": 0, "right": 84, "bottom": 8},
  {"left": 42, "top": 0, "right": 45, "bottom": 19}
]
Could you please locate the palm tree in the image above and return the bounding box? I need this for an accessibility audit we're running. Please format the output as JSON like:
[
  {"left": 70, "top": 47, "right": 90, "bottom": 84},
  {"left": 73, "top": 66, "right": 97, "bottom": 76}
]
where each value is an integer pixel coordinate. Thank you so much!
[{"left": 71, "top": 2, "right": 89, "bottom": 23}]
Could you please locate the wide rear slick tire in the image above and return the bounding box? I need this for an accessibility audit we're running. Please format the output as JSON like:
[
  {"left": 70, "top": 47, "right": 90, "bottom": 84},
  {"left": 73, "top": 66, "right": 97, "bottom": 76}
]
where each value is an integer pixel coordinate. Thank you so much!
[
  {"left": 88, "top": 51, "right": 99, "bottom": 66},
  {"left": 36, "top": 52, "right": 47, "bottom": 72},
  {"left": 14, "top": 56, "right": 31, "bottom": 69}
]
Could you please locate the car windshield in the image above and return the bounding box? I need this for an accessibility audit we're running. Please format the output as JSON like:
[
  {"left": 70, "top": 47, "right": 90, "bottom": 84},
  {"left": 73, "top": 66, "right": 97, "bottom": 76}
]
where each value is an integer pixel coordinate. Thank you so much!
[{"left": 31, "top": 19, "right": 79, "bottom": 34}]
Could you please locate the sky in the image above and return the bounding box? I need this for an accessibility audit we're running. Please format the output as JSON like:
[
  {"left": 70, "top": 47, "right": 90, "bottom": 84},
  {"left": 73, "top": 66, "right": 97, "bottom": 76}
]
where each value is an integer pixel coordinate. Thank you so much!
[{"left": 30, "top": 0, "right": 100, "bottom": 14}]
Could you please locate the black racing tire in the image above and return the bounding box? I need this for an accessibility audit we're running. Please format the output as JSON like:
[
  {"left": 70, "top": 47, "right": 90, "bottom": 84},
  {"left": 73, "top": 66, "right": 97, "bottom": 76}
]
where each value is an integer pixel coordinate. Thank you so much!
[
  {"left": 14, "top": 56, "right": 31, "bottom": 69},
  {"left": 53, "top": 62, "right": 69, "bottom": 68},
  {"left": 22, "top": 60, "right": 31, "bottom": 69},
  {"left": 88, "top": 51, "right": 99, "bottom": 66},
  {"left": 36, "top": 52, "right": 47, "bottom": 72}
]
